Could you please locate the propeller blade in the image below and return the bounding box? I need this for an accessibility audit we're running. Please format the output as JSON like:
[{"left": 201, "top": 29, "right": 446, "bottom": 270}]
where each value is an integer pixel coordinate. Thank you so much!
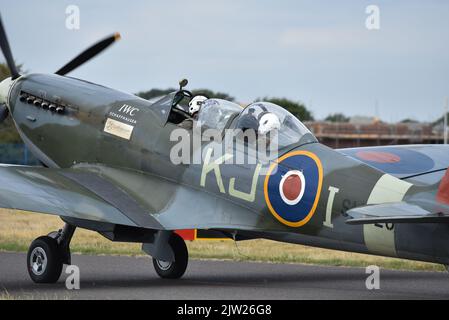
[
  {"left": 0, "top": 15, "right": 20, "bottom": 79},
  {"left": 55, "top": 32, "right": 121, "bottom": 76}
]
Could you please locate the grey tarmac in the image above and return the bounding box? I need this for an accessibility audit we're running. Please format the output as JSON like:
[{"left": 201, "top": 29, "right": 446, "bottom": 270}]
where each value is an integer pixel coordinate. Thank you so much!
[{"left": 1, "top": 252, "right": 449, "bottom": 300}]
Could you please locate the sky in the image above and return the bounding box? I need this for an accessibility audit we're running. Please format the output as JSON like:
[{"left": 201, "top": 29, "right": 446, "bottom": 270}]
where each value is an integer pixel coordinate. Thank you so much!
[{"left": 0, "top": 0, "right": 448, "bottom": 122}]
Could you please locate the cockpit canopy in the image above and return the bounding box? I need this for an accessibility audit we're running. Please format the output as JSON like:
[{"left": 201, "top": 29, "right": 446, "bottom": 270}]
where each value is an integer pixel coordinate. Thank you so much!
[
  {"left": 233, "top": 102, "right": 316, "bottom": 148},
  {"left": 197, "top": 99, "right": 242, "bottom": 132},
  {"left": 151, "top": 93, "right": 316, "bottom": 149},
  {"left": 196, "top": 99, "right": 316, "bottom": 149}
]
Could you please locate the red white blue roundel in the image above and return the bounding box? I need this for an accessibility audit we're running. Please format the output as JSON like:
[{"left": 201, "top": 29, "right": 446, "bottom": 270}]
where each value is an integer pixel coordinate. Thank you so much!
[
  {"left": 264, "top": 150, "right": 323, "bottom": 227},
  {"left": 278, "top": 170, "right": 306, "bottom": 206}
]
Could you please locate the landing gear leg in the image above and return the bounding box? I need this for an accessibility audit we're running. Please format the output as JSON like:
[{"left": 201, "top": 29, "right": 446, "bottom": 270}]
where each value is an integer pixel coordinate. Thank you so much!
[
  {"left": 152, "top": 233, "right": 188, "bottom": 279},
  {"left": 27, "top": 223, "right": 76, "bottom": 283}
]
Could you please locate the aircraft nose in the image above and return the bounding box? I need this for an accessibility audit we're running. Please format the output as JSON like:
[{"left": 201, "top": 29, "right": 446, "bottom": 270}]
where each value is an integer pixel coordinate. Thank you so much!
[{"left": 0, "top": 76, "right": 14, "bottom": 106}]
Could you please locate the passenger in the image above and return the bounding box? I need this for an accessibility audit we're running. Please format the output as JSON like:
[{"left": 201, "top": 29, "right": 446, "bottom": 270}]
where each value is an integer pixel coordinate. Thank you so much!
[
  {"left": 257, "top": 112, "right": 281, "bottom": 148},
  {"left": 258, "top": 112, "right": 281, "bottom": 136},
  {"left": 236, "top": 108, "right": 259, "bottom": 133}
]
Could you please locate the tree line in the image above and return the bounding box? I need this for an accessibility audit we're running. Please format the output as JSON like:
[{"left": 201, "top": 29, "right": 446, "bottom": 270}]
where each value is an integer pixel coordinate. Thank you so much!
[
  {"left": 0, "top": 62, "right": 431, "bottom": 143},
  {"left": 136, "top": 88, "right": 314, "bottom": 121}
]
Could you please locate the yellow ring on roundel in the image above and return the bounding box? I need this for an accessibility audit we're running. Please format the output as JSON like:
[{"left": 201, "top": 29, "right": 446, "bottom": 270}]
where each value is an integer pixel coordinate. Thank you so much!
[{"left": 263, "top": 150, "right": 323, "bottom": 227}]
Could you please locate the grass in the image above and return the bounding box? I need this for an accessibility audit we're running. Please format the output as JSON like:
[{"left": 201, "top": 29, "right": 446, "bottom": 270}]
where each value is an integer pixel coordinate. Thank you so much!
[
  {"left": 0, "top": 209, "right": 445, "bottom": 272},
  {"left": 0, "top": 290, "right": 14, "bottom": 300},
  {"left": 0, "top": 289, "right": 69, "bottom": 300}
]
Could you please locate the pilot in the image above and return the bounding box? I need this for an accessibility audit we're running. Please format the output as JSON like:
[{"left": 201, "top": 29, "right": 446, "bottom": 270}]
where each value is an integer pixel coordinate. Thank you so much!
[
  {"left": 188, "top": 95, "right": 208, "bottom": 120},
  {"left": 178, "top": 95, "right": 208, "bottom": 130}
]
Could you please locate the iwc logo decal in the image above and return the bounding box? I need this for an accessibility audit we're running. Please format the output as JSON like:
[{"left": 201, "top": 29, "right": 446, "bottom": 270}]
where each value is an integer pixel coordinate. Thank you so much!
[{"left": 264, "top": 150, "right": 323, "bottom": 227}]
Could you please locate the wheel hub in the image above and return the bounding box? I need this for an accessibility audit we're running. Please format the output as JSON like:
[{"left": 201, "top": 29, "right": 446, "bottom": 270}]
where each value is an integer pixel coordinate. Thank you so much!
[
  {"left": 30, "top": 247, "right": 47, "bottom": 275},
  {"left": 156, "top": 260, "right": 172, "bottom": 271}
]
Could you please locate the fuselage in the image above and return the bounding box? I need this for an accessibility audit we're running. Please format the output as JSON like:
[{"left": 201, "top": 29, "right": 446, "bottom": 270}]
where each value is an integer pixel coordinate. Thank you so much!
[{"left": 7, "top": 73, "right": 449, "bottom": 266}]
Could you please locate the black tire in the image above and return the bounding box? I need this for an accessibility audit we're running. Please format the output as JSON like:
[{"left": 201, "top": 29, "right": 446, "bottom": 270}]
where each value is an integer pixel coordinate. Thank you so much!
[
  {"left": 153, "top": 233, "right": 188, "bottom": 279},
  {"left": 27, "top": 236, "right": 63, "bottom": 283}
]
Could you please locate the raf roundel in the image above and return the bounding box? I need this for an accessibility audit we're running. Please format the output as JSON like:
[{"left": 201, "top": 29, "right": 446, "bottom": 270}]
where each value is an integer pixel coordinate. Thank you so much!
[
  {"left": 264, "top": 150, "right": 323, "bottom": 227},
  {"left": 279, "top": 170, "right": 305, "bottom": 206}
]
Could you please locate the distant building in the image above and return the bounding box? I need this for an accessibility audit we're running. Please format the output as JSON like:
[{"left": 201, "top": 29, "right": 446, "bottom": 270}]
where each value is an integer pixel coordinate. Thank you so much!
[
  {"left": 304, "top": 118, "right": 443, "bottom": 149},
  {"left": 349, "top": 116, "right": 379, "bottom": 124}
]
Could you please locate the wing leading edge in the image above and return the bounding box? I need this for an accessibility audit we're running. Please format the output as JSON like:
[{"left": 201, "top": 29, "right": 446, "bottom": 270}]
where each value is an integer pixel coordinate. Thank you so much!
[
  {"left": 0, "top": 164, "right": 265, "bottom": 232},
  {"left": 0, "top": 165, "right": 157, "bottom": 228}
]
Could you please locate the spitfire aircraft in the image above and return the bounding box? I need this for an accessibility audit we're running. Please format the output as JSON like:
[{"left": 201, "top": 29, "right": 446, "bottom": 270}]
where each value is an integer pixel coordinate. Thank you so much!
[{"left": 1, "top": 16, "right": 449, "bottom": 284}]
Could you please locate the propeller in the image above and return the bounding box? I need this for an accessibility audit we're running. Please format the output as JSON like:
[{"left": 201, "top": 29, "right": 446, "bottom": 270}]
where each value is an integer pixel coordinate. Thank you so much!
[
  {"left": 55, "top": 32, "right": 121, "bottom": 76},
  {"left": 0, "top": 13, "right": 120, "bottom": 125},
  {"left": 0, "top": 15, "right": 20, "bottom": 79}
]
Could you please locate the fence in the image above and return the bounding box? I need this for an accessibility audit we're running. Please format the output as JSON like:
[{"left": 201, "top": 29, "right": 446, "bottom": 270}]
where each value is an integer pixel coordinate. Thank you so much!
[{"left": 304, "top": 121, "right": 443, "bottom": 148}]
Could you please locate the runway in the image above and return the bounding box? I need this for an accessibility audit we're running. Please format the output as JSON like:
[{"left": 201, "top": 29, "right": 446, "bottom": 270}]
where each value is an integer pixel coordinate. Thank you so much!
[{"left": 1, "top": 252, "right": 449, "bottom": 300}]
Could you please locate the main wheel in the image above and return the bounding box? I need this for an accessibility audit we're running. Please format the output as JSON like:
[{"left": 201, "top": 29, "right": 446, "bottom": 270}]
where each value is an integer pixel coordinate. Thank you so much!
[
  {"left": 153, "top": 233, "right": 188, "bottom": 279},
  {"left": 27, "top": 236, "right": 63, "bottom": 283}
]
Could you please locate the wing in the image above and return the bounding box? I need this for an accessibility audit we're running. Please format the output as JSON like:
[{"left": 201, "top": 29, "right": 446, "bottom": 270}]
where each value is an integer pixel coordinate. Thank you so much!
[
  {"left": 345, "top": 201, "right": 449, "bottom": 225},
  {"left": 0, "top": 164, "right": 161, "bottom": 228},
  {"left": 346, "top": 158, "right": 449, "bottom": 225},
  {"left": 0, "top": 164, "right": 263, "bottom": 232},
  {"left": 338, "top": 145, "right": 449, "bottom": 179}
]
